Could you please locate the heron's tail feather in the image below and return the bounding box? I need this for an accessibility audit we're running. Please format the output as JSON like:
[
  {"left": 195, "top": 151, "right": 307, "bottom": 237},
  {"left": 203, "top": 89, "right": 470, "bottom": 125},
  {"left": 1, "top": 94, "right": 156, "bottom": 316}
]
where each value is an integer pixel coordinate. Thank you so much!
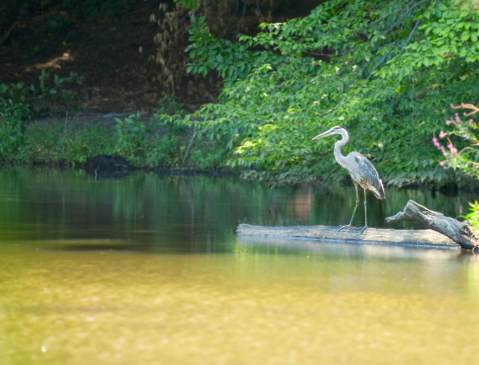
[{"left": 375, "top": 179, "right": 386, "bottom": 200}]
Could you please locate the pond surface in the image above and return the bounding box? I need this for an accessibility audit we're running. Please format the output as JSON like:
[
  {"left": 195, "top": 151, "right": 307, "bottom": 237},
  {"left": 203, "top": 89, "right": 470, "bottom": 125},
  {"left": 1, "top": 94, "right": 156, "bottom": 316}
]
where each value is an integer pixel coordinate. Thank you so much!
[{"left": 0, "top": 168, "right": 478, "bottom": 364}]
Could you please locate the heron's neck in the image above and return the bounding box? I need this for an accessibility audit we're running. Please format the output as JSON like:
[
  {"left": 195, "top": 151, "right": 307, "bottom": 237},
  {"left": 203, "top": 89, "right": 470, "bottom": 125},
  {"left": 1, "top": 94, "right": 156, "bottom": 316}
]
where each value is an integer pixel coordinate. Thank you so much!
[{"left": 333, "top": 129, "right": 349, "bottom": 167}]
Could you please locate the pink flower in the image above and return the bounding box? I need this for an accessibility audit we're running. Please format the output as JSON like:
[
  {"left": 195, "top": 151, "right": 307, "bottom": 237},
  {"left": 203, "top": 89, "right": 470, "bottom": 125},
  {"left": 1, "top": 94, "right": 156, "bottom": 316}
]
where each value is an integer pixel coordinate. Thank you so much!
[
  {"left": 432, "top": 136, "right": 449, "bottom": 157},
  {"left": 440, "top": 146, "right": 447, "bottom": 157},
  {"left": 447, "top": 142, "right": 458, "bottom": 157},
  {"left": 446, "top": 113, "right": 462, "bottom": 126},
  {"left": 439, "top": 130, "right": 447, "bottom": 139}
]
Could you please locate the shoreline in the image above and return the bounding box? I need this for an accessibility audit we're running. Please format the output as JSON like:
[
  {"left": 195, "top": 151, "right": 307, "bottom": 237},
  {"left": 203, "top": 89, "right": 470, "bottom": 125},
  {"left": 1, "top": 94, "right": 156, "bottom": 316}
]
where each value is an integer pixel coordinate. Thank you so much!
[{"left": 1, "top": 160, "right": 476, "bottom": 195}]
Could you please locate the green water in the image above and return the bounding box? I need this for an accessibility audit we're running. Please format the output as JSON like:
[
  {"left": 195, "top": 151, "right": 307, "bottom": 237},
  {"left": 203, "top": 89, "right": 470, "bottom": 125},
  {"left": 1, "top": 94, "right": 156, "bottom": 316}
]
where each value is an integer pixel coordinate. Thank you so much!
[{"left": 0, "top": 168, "right": 478, "bottom": 364}]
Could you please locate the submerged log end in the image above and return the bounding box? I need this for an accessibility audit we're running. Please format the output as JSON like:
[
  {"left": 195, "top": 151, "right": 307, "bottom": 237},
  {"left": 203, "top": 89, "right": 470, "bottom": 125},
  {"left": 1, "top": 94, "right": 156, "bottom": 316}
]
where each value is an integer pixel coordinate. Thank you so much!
[
  {"left": 385, "top": 200, "right": 478, "bottom": 250},
  {"left": 385, "top": 211, "right": 406, "bottom": 224}
]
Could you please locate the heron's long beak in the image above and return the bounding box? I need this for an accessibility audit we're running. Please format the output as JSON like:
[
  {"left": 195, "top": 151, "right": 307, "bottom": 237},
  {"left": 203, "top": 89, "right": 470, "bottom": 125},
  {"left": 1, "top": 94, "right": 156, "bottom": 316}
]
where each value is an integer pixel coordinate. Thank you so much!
[{"left": 312, "top": 130, "right": 332, "bottom": 141}]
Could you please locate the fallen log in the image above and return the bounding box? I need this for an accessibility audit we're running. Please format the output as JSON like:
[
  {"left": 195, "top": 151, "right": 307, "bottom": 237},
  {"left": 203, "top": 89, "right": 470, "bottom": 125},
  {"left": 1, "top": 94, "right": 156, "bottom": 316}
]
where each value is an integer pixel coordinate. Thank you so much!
[
  {"left": 385, "top": 200, "right": 478, "bottom": 250},
  {"left": 236, "top": 224, "right": 459, "bottom": 250}
]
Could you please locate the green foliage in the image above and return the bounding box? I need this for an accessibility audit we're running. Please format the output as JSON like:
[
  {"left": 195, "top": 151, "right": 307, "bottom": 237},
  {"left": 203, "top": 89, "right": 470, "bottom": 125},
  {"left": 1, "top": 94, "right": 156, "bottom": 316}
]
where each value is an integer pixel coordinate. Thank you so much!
[
  {"left": 0, "top": 88, "right": 188, "bottom": 168},
  {"left": 432, "top": 103, "right": 479, "bottom": 179},
  {"left": 0, "top": 100, "right": 30, "bottom": 161},
  {"left": 156, "top": 95, "right": 185, "bottom": 115},
  {"left": 0, "top": 71, "right": 82, "bottom": 162},
  {"left": 3, "top": 0, "right": 479, "bottom": 189},
  {"left": 186, "top": 16, "right": 272, "bottom": 84},
  {"left": 465, "top": 201, "right": 479, "bottom": 233},
  {"left": 22, "top": 114, "right": 185, "bottom": 169},
  {"left": 22, "top": 121, "right": 116, "bottom": 166},
  {"left": 0, "top": 71, "right": 82, "bottom": 117},
  {"left": 174, "top": 0, "right": 198, "bottom": 11},
  {"left": 62, "top": 123, "right": 116, "bottom": 165},
  {"left": 0, "top": 84, "right": 32, "bottom": 120},
  {"left": 33, "top": 70, "right": 83, "bottom": 115},
  {"left": 114, "top": 114, "right": 147, "bottom": 166},
  {"left": 0, "top": 82, "right": 32, "bottom": 161},
  {"left": 147, "top": 97, "right": 188, "bottom": 167},
  {"left": 114, "top": 112, "right": 188, "bottom": 168},
  {"left": 180, "top": 0, "right": 479, "bottom": 185},
  {"left": 21, "top": 122, "right": 64, "bottom": 163},
  {"left": 379, "top": 1, "right": 479, "bottom": 78}
]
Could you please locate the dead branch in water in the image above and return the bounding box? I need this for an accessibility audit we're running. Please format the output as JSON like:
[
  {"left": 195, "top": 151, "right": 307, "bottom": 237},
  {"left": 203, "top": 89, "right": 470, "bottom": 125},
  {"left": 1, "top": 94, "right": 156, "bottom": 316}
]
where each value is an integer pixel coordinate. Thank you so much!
[{"left": 385, "top": 200, "right": 478, "bottom": 250}]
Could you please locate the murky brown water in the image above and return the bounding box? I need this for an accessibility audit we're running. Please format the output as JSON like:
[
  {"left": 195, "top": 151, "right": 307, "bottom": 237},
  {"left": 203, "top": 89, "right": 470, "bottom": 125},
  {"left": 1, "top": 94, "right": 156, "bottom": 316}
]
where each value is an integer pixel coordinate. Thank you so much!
[{"left": 0, "top": 168, "right": 478, "bottom": 364}]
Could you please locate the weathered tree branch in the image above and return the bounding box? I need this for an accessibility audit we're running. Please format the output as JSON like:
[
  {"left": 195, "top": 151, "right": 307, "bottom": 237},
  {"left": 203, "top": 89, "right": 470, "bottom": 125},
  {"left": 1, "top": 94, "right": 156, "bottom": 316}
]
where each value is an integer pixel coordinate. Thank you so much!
[
  {"left": 451, "top": 103, "right": 479, "bottom": 117},
  {"left": 385, "top": 200, "right": 478, "bottom": 250}
]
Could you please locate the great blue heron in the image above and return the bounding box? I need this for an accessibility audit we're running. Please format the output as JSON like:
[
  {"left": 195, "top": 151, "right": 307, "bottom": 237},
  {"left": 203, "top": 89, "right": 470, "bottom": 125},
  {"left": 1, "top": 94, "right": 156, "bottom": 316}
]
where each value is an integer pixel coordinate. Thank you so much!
[{"left": 312, "top": 126, "right": 385, "bottom": 232}]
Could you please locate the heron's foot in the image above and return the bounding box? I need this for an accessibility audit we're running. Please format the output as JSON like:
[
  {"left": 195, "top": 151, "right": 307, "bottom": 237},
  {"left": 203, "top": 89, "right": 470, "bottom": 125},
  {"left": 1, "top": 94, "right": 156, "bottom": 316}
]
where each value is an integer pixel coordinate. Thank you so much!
[
  {"left": 358, "top": 225, "right": 368, "bottom": 235},
  {"left": 338, "top": 224, "right": 353, "bottom": 232}
]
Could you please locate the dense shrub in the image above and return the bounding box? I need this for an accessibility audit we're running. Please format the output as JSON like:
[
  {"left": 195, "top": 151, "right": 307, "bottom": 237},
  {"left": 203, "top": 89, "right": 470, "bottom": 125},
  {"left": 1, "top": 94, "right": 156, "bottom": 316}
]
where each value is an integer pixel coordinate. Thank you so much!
[
  {"left": 178, "top": 0, "right": 479, "bottom": 186},
  {"left": 2, "top": 0, "right": 479, "bottom": 190},
  {"left": 433, "top": 103, "right": 479, "bottom": 179},
  {"left": 431, "top": 103, "right": 479, "bottom": 230},
  {"left": 0, "top": 71, "right": 82, "bottom": 162}
]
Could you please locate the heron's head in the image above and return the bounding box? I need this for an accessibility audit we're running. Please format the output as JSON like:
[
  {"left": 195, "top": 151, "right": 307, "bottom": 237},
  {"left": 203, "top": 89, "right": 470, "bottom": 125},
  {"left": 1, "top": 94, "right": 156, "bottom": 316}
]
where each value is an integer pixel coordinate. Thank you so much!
[{"left": 312, "top": 125, "right": 344, "bottom": 141}]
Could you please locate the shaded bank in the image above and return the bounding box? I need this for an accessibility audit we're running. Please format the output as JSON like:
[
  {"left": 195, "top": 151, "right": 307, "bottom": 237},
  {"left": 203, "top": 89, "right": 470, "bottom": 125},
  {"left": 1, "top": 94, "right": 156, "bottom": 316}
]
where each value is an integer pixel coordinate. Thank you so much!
[
  {"left": 2, "top": 1, "right": 479, "bottom": 191},
  {"left": 4, "top": 110, "right": 474, "bottom": 191},
  {"left": 0, "top": 0, "right": 319, "bottom": 111}
]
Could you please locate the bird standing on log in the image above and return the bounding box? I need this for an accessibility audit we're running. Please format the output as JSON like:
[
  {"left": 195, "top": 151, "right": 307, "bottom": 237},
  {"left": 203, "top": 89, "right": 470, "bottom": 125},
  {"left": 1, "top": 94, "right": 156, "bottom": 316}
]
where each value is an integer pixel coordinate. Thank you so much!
[{"left": 312, "top": 126, "right": 385, "bottom": 233}]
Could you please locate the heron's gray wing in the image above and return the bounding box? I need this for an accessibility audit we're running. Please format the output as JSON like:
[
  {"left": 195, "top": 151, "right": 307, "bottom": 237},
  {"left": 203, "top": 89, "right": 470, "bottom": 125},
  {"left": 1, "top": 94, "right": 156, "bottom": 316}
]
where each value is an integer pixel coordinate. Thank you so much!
[{"left": 348, "top": 152, "right": 385, "bottom": 199}]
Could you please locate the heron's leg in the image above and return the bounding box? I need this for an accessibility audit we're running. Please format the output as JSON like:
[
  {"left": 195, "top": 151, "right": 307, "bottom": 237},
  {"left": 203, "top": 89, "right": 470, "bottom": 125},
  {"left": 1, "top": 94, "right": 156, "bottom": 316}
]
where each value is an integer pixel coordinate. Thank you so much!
[
  {"left": 338, "top": 183, "right": 360, "bottom": 231},
  {"left": 349, "top": 183, "right": 360, "bottom": 226},
  {"left": 359, "top": 188, "right": 368, "bottom": 234}
]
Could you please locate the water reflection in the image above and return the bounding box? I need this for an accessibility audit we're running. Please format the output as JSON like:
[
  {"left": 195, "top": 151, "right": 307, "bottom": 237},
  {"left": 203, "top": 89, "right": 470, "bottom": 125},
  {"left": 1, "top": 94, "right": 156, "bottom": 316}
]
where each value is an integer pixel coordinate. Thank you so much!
[
  {"left": 1, "top": 168, "right": 479, "bottom": 364},
  {"left": 236, "top": 237, "right": 463, "bottom": 260},
  {"left": 0, "top": 167, "right": 475, "bottom": 252}
]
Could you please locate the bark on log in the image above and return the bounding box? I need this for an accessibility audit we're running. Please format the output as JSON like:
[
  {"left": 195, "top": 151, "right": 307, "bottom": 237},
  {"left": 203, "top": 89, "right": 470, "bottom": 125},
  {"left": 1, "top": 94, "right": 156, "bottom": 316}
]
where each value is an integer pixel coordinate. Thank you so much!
[
  {"left": 236, "top": 224, "right": 459, "bottom": 250},
  {"left": 385, "top": 200, "right": 478, "bottom": 250}
]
